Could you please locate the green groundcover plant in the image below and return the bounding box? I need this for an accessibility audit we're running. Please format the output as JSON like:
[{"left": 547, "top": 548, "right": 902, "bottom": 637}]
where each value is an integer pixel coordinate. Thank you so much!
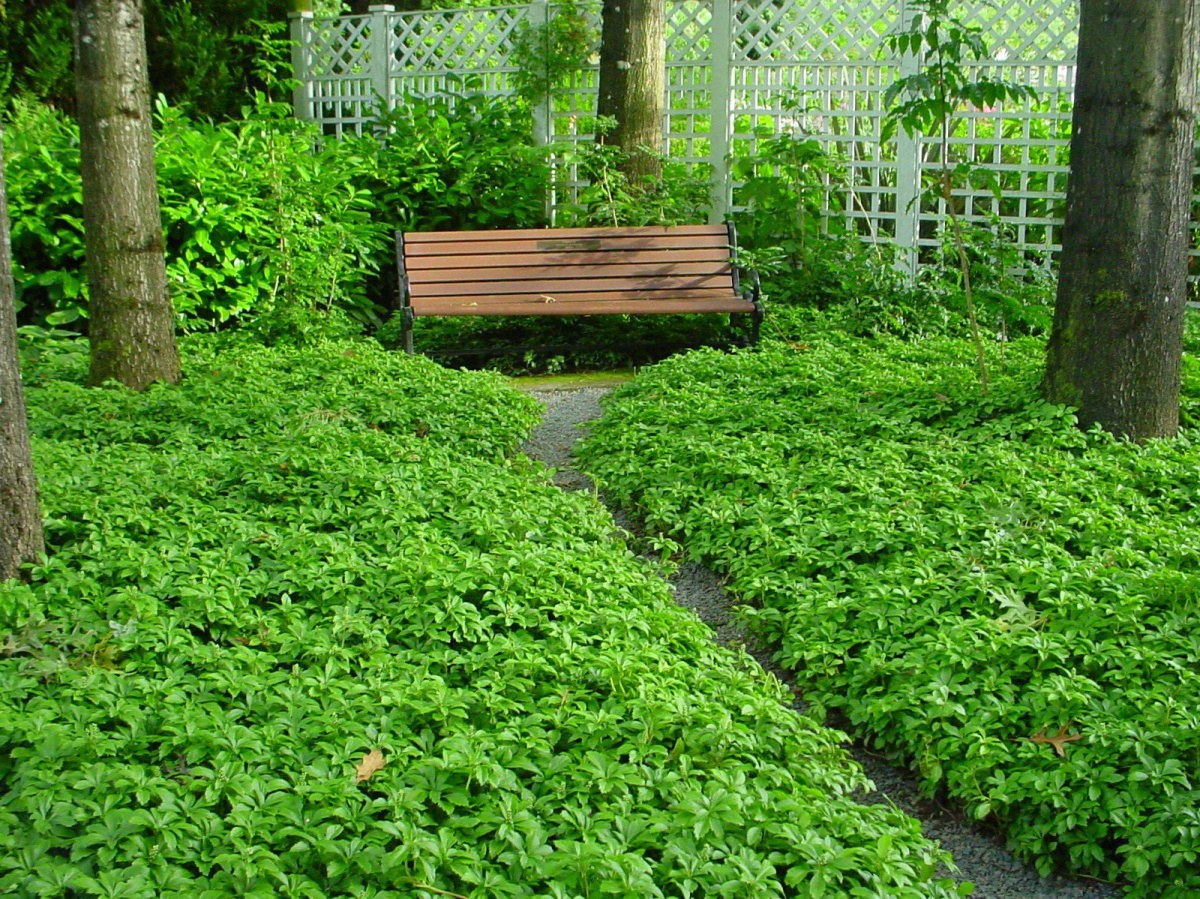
[
  {"left": 578, "top": 335, "right": 1200, "bottom": 897},
  {"left": 1, "top": 337, "right": 962, "bottom": 898}
]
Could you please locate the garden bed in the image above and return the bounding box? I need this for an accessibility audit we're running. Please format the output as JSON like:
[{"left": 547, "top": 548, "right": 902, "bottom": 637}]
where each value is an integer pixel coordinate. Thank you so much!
[
  {"left": 577, "top": 335, "right": 1200, "bottom": 898},
  {"left": 0, "top": 338, "right": 959, "bottom": 898}
]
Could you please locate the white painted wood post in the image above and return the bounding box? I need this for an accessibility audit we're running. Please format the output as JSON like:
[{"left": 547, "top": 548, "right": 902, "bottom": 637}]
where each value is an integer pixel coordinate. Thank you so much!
[
  {"left": 526, "top": 0, "right": 555, "bottom": 223},
  {"left": 369, "top": 4, "right": 396, "bottom": 118},
  {"left": 529, "top": 0, "right": 552, "bottom": 148},
  {"left": 288, "top": 1, "right": 314, "bottom": 122},
  {"left": 892, "top": 0, "right": 922, "bottom": 277},
  {"left": 707, "top": 0, "right": 734, "bottom": 224}
]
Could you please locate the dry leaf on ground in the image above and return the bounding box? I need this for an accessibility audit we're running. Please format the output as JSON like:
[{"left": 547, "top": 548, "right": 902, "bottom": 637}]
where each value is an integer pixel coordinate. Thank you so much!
[{"left": 355, "top": 749, "right": 386, "bottom": 782}]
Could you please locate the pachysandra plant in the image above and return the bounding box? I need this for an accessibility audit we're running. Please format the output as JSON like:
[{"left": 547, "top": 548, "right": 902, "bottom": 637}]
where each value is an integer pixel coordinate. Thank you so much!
[
  {"left": 578, "top": 337, "right": 1200, "bottom": 896},
  {"left": 0, "top": 336, "right": 963, "bottom": 897}
]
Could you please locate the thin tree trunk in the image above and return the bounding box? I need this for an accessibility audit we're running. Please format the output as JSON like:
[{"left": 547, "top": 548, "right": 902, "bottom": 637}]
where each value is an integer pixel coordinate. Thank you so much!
[
  {"left": 596, "top": 0, "right": 665, "bottom": 183},
  {"left": 1042, "top": 0, "right": 1197, "bottom": 440},
  {"left": 76, "top": 0, "right": 181, "bottom": 390},
  {"left": 0, "top": 126, "right": 44, "bottom": 580}
]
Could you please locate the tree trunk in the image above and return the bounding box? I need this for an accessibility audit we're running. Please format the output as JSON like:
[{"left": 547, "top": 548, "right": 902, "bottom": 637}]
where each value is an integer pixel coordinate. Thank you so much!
[
  {"left": 596, "top": 0, "right": 665, "bottom": 183},
  {"left": 1042, "top": 0, "right": 1197, "bottom": 440},
  {"left": 0, "top": 126, "right": 45, "bottom": 580},
  {"left": 75, "top": 0, "right": 181, "bottom": 390}
]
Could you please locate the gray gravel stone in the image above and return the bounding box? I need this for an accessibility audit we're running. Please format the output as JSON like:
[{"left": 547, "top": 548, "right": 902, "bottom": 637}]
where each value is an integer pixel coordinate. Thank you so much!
[{"left": 518, "top": 384, "right": 1122, "bottom": 899}]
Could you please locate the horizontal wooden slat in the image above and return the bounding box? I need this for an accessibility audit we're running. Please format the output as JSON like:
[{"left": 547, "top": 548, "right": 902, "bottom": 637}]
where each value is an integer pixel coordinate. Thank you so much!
[
  {"left": 413, "top": 295, "right": 755, "bottom": 317},
  {"left": 404, "top": 232, "right": 729, "bottom": 257},
  {"left": 405, "top": 224, "right": 726, "bottom": 243},
  {"left": 404, "top": 247, "right": 732, "bottom": 271},
  {"left": 414, "top": 286, "right": 740, "bottom": 303},
  {"left": 397, "top": 224, "right": 758, "bottom": 331},
  {"left": 413, "top": 274, "right": 732, "bottom": 298}
]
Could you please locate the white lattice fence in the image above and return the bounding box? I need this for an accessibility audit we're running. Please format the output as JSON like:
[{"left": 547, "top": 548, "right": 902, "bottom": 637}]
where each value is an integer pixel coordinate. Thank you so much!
[
  {"left": 916, "top": 0, "right": 1078, "bottom": 259},
  {"left": 722, "top": 0, "right": 1079, "bottom": 267},
  {"left": 290, "top": 0, "right": 1093, "bottom": 269}
]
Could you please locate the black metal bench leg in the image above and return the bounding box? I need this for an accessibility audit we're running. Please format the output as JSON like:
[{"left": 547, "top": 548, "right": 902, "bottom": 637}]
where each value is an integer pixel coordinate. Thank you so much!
[
  {"left": 401, "top": 307, "right": 415, "bottom": 355},
  {"left": 731, "top": 306, "right": 764, "bottom": 348}
]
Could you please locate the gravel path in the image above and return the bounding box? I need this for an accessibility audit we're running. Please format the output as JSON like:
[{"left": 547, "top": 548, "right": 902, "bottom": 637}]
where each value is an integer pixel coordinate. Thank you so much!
[{"left": 519, "top": 385, "right": 1121, "bottom": 899}]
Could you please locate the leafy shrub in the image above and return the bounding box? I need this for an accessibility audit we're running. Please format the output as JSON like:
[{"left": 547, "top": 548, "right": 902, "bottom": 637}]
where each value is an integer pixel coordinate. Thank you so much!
[
  {"left": 578, "top": 336, "right": 1200, "bottom": 897},
  {"left": 371, "top": 91, "right": 550, "bottom": 233},
  {"left": 157, "top": 97, "right": 390, "bottom": 334},
  {"left": 744, "top": 236, "right": 962, "bottom": 342},
  {"left": 142, "top": 4, "right": 285, "bottom": 121},
  {"left": 7, "top": 69, "right": 726, "bottom": 364},
  {"left": 5, "top": 97, "right": 390, "bottom": 336},
  {"left": 0, "top": 337, "right": 965, "bottom": 898},
  {"left": 3, "top": 101, "right": 86, "bottom": 326},
  {"left": 918, "top": 220, "right": 1055, "bottom": 339},
  {"left": 729, "top": 95, "right": 1054, "bottom": 341},
  {"left": 556, "top": 127, "right": 712, "bottom": 229},
  {"left": 510, "top": 1, "right": 598, "bottom": 103},
  {"left": 733, "top": 222, "right": 1052, "bottom": 344},
  {"left": 1, "top": 0, "right": 316, "bottom": 121},
  {"left": 0, "top": 0, "right": 75, "bottom": 112},
  {"left": 730, "top": 110, "right": 852, "bottom": 264}
]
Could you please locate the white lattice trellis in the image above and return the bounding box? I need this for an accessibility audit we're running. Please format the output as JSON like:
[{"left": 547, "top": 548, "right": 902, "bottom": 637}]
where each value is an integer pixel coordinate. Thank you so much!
[
  {"left": 732, "top": 0, "right": 897, "bottom": 62},
  {"left": 288, "top": 0, "right": 1182, "bottom": 272}
]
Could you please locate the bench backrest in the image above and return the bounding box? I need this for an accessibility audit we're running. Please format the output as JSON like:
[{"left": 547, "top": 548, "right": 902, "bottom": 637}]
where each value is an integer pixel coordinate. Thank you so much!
[{"left": 398, "top": 224, "right": 751, "bottom": 317}]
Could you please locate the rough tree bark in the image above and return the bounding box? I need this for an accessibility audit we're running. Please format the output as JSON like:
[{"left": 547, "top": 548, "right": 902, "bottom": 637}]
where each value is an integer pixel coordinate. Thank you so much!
[
  {"left": 75, "top": 0, "right": 181, "bottom": 389},
  {"left": 0, "top": 126, "right": 45, "bottom": 580},
  {"left": 596, "top": 0, "right": 666, "bottom": 183},
  {"left": 1042, "top": 0, "right": 1198, "bottom": 440}
]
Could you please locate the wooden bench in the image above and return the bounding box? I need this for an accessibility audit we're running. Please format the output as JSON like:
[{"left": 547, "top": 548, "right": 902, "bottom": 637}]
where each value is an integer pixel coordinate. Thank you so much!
[{"left": 393, "top": 224, "right": 763, "bottom": 355}]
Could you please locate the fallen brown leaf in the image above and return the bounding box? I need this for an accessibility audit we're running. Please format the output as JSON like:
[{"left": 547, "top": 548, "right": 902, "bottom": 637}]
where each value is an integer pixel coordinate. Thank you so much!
[
  {"left": 1029, "top": 725, "right": 1084, "bottom": 758},
  {"left": 355, "top": 748, "right": 386, "bottom": 783}
]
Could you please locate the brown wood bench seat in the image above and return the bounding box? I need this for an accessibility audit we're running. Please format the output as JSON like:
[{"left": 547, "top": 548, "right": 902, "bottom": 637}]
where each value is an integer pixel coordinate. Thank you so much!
[{"left": 393, "top": 223, "right": 763, "bottom": 354}]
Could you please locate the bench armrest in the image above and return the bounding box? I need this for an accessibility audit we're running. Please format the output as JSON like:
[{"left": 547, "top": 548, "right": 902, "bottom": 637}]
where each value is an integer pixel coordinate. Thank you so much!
[{"left": 726, "top": 221, "right": 762, "bottom": 307}]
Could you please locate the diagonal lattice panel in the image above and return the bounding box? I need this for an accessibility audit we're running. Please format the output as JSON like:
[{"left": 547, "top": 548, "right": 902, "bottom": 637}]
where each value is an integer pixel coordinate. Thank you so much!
[
  {"left": 305, "top": 15, "right": 372, "bottom": 78},
  {"left": 966, "top": 0, "right": 1079, "bottom": 63},
  {"left": 389, "top": 5, "right": 528, "bottom": 74},
  {"left": 733, "top": 0, "right": 898, "bottom": 63},
  {"left": 667, "top": 1, "right": 713, "bottom": 62}
]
